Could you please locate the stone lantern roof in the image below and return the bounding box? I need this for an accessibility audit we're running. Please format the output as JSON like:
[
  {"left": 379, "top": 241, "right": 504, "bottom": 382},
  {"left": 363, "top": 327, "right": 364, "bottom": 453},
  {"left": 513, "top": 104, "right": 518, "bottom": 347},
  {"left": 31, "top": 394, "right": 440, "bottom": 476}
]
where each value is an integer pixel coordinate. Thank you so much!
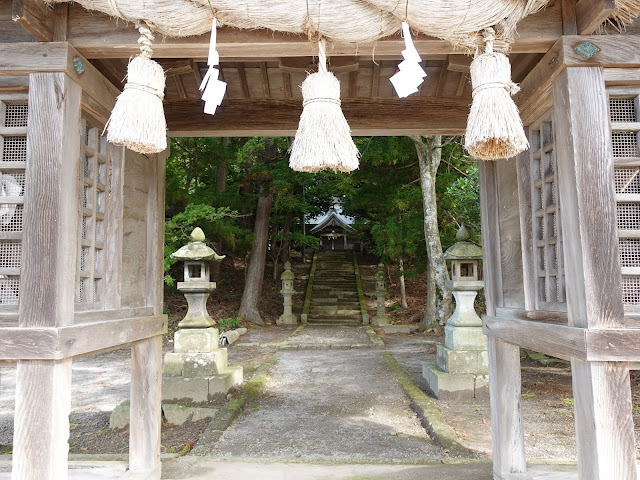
[
  {"left": 170, "top": 227, "right": 226, "bottom": 262},
  {"left": 444, "top": 225, "right": 483, "bottom": 260}
]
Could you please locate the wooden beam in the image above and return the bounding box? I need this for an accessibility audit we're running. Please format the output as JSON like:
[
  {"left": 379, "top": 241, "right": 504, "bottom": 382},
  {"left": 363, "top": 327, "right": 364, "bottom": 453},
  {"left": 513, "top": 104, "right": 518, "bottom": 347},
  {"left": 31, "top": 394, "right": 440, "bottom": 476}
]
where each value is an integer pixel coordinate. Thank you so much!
[
  {"left": 190, "top": 59, "right": 202, "bottom": 87},
  {"left": 127, "top": 336, "right": 162, "bottom": 480},
  {"left": 0, "top": 42, "right": 119, "bottom": 122},
  {"left": 349, "top": 70, "right": 358, "bottom": 98},
  {"left": 279, "top": 56, "right": 359, "bottom": 73},
  {"left": 21, "top": 72, "right": 81, "bottom": 329},
  {"left": 478, "top": 161, "right": 504, "bottom": 315},
  {"left": 487, "top": 336, "right": 526, "bottom": 478},
  {"left": 554, "top": 66, "right": 636, "bottom": 480},
  {"left": 371, "top": 62, "right": 380, "bottom": 97},
  {"left": 455, "top": 73, "right": 468, "bottom": 96},
  {"left": 12, "top": 0, "right": 54, "bottom": 42},
  {"left": 174, "top": 75, "right": 187, "bottom": 100},
  {"left": 260, "top": 62, "right": 270, "bottom": 98},
  {"left": 562, "top": 0, "right": 578, "bottom": 35},
  {"left": 52, "top": 3, "right": 68, "bottom": 42},
  {"left": 483, "top": 315, "right": 587, "bottom": 361},
  {"left": 571, "top": 360, "right": 636, "bottom": 479},
  {"left": 576, "top": 0, "right": 615, "bottom": 34},
  {"left": 435, "top": 56, "right": 449, "bottom": 97},
  {"left": 282, "top": 72, "right": 292, "bottom": 98},
  {"left": 553, "top": 67, "right": 624, "bottom": 329},
  {"left": 0, "top": 315, "right": 167, "bottom": 360},
  {"left": 64, "top": 3, "right": 563, "bottom": 59},
  {"left": 165, "top": 97, "right": 470, "bottom": 137},
  {"left": 236, "top": 62, "right": 250, "bottom": 99},
  {"left": 12, "top": 359, "right": 72, "bottom": 480},
  {"left": 447, "top": 55, "right": 472, "bottom": 73}
]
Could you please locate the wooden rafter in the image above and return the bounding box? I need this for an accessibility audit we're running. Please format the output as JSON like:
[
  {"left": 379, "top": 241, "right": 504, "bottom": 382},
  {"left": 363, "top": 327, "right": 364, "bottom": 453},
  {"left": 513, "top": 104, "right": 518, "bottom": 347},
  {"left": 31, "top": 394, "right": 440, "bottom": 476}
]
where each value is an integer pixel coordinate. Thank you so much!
[
  {"left": 575, "top": 0, "right": 615, "bottom": 34},
  {"left": 12, "top": 0, "right": 54, "bottom": 42},
  {"left": 260, "top": 62, "right": 271, "bottom": 98}
]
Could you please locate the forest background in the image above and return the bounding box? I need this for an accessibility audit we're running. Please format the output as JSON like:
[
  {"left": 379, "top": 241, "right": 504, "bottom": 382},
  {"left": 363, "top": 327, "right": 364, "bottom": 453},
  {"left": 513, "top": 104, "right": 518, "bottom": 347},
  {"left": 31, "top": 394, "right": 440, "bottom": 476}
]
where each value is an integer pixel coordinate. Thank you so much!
[{"left": 163, "top": 136, "right": 481, "bottom": 332}]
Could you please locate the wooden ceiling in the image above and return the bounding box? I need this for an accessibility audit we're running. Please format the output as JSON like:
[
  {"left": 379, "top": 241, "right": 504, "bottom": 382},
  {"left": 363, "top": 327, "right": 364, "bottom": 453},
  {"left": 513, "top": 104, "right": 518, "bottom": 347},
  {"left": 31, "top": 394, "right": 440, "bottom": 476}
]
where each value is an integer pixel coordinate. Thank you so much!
[{"left": 4, "top": 0, "right": 637, "bottom": 136}]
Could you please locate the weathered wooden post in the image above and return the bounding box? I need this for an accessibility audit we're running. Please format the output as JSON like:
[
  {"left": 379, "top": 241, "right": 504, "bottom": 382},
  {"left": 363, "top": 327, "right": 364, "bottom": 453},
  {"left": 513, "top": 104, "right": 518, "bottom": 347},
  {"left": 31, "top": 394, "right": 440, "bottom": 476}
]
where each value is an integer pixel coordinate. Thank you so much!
[
  {"left": 163, "top": 228, "right": 243, "bottom": 403},
  {"left": 371, "top": 263, "right": 390, "bottom": 326},
  {"left": 277, "top": 261, "right": 298, "bottom": 325},
  {"left": 424, "top": 226, "right": 487, "bottom": 399}
]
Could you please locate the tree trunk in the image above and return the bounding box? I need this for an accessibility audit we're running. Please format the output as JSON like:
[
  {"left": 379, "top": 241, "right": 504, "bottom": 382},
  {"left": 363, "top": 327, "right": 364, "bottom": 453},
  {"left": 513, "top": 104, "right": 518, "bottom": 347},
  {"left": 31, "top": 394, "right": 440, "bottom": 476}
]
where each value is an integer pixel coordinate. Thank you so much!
[
  {"left": 399, "top": 258, "right": 408, "bottom": 309},
  {"left": 216, "top": 137, "right": 229, "bottom": 193},
  {"left": 412, "top": 135, "right": 451, "bottom": 332},
  {"left": 423, "top": 258, "right": 438, "bottom": 332},
  {"left": 239, "top": 192, "right": 273, "bottom": 325}
]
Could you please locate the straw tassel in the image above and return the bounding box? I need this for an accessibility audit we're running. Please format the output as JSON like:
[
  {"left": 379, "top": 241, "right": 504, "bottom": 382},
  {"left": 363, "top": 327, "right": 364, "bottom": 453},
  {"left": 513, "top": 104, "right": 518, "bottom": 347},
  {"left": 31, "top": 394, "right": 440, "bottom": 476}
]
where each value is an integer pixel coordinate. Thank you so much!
[
  {"left": 106, "top": 21, "right": 167, "bottom": 154},
  {"left": 464, "top": 28, "right": 528, "bottom": 160},
  {"left": 289, "top": 38, "right": 359, "bottom": 173}
]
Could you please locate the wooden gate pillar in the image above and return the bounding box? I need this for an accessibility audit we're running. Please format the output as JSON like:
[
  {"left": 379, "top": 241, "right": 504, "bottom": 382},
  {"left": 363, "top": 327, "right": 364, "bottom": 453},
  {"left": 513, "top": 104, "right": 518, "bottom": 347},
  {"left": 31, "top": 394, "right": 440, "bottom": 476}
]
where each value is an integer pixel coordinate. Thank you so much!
[
  {"left": 12, "top": 71, "right": 81, "bottom": 480},
  {"left": 479, "top": 161, "right": 527, "bottom": 479},
  {"left": 553, "top": 66, "right": 636, "bottom": 480}
]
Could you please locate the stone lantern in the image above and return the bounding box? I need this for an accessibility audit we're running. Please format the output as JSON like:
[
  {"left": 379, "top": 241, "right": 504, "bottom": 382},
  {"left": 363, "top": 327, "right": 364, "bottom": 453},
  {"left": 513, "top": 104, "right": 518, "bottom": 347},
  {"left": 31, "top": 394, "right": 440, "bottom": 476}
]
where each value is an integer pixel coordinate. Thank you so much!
[
  {"left": 423, "top": 225, "right": 487, "bottom": 400},
  {"left": 277, "top": 261, "right": 298, "bottom": 325},
  {"left": 371, "top": 263, "right": 390, "bottom": 326},
  {"left": 170, "top": 227, "right": 225, "bottom": 328},
  {"left": 162, "top": 227, "right": 243, "bottom": 405}
]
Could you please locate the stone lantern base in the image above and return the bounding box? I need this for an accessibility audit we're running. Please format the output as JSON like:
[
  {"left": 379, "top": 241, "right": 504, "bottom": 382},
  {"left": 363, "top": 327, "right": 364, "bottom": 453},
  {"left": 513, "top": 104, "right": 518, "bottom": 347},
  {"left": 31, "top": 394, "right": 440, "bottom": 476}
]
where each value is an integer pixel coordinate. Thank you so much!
[
  {"left": 423, "top": 323, "right": 489, "bottom": 400},
  {"left": 277, "top": 313, "right": 298, "bottom": 325},
  {"left": 162, "top": 327, "right": 243, "bottom": 404}
]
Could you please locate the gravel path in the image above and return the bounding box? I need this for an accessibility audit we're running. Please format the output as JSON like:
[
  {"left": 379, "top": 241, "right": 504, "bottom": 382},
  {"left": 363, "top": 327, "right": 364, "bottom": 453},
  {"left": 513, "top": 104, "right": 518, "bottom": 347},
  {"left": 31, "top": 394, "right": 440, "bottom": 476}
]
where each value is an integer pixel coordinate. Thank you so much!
[{"left": 199, "top": 328, "right": 443, "bottom": 460}]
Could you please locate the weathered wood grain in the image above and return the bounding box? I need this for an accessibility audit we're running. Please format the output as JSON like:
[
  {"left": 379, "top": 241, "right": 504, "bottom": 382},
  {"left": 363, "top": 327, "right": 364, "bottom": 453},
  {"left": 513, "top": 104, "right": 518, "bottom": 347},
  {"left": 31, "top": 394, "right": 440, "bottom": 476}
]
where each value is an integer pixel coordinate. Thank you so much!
[
  {"left": 570, "top": 360, "right": 636, "bottom": 479},
  {"left": 57, "top": 316, "right": 167, "bottom": 358},
  {"left": 516, "top": 139, "right": 536, "bottom": 310},
  {"left": 562, "top": 0, "right": 578, "bottom": 35},
  {"left": 122, "top": 149, "right": 149, "bottom": 309},
  {"left": 483, "top": 315, "right": 586, "bottom": 360},
  {"left": 20, "top": 72, "right": 81, "bottom": 328},
  {"left": 478, "top": 161, "right": 504, "bottom": 315},
  {"left": 553, "top": 67, "right": 625, "bottom": 329},
  {"left": 0, "top": 42, "right": 118, "bottom": 125},
  {"left": 554, "top": 66, "right": 636, "bottom": 480},
  {"left": 128, "top": 335, "right": 163, "bottom": 479},
  {"left": 0, "top": 315, "right": 167, "bottom": 359},
  {"left": 166, "top": 97, "right": 470, "bottom": 137},
  {"left": 12, "top": 359, "right": 72, "bottom": 480},
  {"left": 497, "top": 159, "right": 525, "bottom": 309},
  {"left": 576, "top": 0, "right": 615, "bottom": 34},
  {"left": 585, "top": 328, "right": 640, "bottom": 361},
  {"left": 12, "top": 0, "right": 54, "bottom": 42},
  {"left": 487, "top": 336, "right": 526, "bottom": 478},
  {"left": 103, "top": 142, "right": 125, "bottom": 311}
]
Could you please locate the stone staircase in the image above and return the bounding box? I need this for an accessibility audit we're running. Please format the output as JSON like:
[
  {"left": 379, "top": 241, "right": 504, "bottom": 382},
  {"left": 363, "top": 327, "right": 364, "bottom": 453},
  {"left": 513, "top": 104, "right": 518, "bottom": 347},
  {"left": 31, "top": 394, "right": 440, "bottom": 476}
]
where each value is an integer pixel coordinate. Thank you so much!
[{"left": 307, "top": 251, "right": 362, "bottom": 325}]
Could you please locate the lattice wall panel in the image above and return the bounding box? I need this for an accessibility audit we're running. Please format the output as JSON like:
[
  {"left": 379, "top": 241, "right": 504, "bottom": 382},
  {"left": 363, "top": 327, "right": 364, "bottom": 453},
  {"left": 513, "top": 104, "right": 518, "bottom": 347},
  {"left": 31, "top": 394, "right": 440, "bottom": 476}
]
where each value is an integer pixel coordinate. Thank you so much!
[
  {"left": 0, "top": 99, "right": 28, "bottom": 307},
  {"left": 529, "top": 116, "right": 566, "bottom": 309},
  {"left": 610, "top": 94, "right": 640, "bottom": 306},
  {"left": 76, "top": 121, "right": 108, "bottom": 307}
]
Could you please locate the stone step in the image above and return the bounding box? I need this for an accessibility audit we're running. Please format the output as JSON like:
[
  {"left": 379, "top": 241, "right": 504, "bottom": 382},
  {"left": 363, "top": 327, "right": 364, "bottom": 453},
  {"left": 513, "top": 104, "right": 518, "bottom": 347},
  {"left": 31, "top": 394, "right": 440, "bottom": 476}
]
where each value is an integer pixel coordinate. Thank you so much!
[
  {"left": 307, "top": 318, "right": 361, "bottom": 325},
  {"left": 310, "top": 301, "right": 360, "bottom": 308},
  {"left": 309, "top": 307, "right": 361, "bottom": 315},
  {"left": 307, "top": 314, "right": 362, "bottom": 321}
]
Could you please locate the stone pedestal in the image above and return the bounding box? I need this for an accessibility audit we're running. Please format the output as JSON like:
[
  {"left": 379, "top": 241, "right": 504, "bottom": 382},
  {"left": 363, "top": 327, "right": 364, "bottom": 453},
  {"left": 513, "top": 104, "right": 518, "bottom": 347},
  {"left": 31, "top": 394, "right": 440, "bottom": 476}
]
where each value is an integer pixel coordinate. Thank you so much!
[
  {"left": 371, "top": 264, "right": 390, "bottom": 326},
  {"left": 277, "top": 261, "right": 298, "bottom": 325},
  {"left": 162, "top": 327, "right": 243, "bottom": 404},
  {"left": 176, "top": 281, "right": 216, "bottom": 328},
  {"left": 424, "top": 285, "right": 488, "bottom": 400}
]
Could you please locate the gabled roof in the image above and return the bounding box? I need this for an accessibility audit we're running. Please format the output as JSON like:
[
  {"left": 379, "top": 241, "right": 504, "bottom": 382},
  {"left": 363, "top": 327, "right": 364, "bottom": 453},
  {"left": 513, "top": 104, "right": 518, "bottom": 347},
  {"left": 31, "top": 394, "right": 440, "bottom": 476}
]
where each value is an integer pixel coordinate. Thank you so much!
[{"left": 310, "top": 209, "right": 356, "bottom": 234}]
